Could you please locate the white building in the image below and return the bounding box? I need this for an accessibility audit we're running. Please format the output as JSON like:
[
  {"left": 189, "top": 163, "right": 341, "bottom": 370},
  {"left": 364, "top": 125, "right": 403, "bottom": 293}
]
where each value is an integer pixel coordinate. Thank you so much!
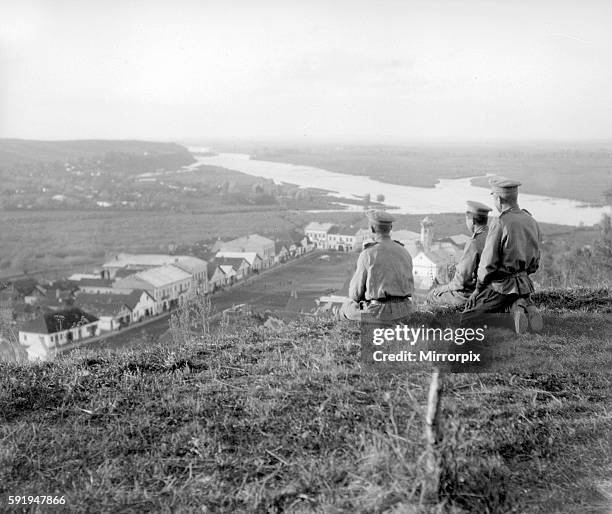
[
  {"left": 171, "top": 256, "right": 209, "bottom": 294},
  {"left": 19, "top": 308, "right": 100, "bottom": 361},
  {"left": 113, "top": 264, "right": 193, "bottom": 313},
  {"left": 412, "top": 217, "right": 464, "bottom": 289},
  {"left": 102, "top": 254, "right": 208, "bottom": 293},
  {"left": 217, "top": 257, "right": 251, "bottom": 279},
  {"left": 207, "top": 261, "right": 228, "bottom": 290},
  {"left": 216, "top": 234, "right": 276, "bottom": 268},
  {"left": 215, "top": 251, "right": 263, "bottom": 272},
  {"left": 304, "top": 222, "right": 335, "bottom": 249},
  {"left": 327, "top": 226, "right": 359, "bottom": 251},
  {"left": 73, "top": 289, "right": 157, "bottom": 330}
]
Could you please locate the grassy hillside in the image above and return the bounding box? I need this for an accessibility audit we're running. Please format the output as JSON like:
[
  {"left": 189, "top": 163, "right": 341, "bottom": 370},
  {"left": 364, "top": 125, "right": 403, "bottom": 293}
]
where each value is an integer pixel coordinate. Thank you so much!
[
  {"left": 0, "top": 139, "right": 193, "bottom": 167},
  {"left": 1, "top": 291, "right": 610, "bottom": 513}
]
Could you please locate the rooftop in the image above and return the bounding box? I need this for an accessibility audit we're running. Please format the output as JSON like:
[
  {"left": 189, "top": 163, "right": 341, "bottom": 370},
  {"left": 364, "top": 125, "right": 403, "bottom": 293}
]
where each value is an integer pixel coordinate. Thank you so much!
[
  {"left": 21, "top": 308, "right": 98, "bottom": 334},
  {"left": 304, "top": 222, "right": 335, "bottom": 232},
  {"left": 328, "top": 225, "right": 358, "bottom": 236},
  {"left": 219, "top": 234, "right": 275, "bottom": 251},
  {"left": 216, "top": 251, "right": 262, "bottom": 267},
  {"left": 134, "top": 265, "right": 192, "bottom": 288}
]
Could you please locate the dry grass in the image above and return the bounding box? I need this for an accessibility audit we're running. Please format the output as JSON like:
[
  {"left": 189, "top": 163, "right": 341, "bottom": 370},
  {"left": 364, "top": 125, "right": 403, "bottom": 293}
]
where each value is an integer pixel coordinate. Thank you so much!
[{"left": 0, "top": 294, "right": 611, "bottom": 513}]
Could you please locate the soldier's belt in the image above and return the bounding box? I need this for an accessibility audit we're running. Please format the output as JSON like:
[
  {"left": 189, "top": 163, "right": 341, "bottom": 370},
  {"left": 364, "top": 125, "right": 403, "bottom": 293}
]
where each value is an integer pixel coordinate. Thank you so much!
[{"left": 368, "top": 295, "right": 411, "bottom": 304}]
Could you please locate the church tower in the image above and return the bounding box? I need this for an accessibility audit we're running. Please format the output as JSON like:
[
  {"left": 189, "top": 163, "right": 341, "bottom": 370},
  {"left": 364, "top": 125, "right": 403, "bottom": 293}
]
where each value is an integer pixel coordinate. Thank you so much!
[{"left": 420, "top": 216, "right": 434, "bottom": 251}]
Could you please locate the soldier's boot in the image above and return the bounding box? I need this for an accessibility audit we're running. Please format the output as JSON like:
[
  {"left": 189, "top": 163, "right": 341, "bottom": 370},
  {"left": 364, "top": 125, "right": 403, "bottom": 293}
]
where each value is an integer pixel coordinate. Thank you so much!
[
  {"left": 510, "top": 300, "right": 528, "bottom": 335},
  {"left": 524, "top": 301, "right": 543, "bottom": 333}
]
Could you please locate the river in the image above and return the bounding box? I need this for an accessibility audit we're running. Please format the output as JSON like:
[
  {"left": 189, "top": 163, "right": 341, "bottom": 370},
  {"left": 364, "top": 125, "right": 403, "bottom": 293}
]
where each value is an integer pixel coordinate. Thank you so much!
[{"left": 186, "top": 148, "right": 609, "bottom": 226}]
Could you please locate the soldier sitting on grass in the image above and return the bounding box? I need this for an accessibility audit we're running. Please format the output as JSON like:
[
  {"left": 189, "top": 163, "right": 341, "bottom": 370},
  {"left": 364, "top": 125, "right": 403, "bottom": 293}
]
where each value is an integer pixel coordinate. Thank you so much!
[
  {"left": 340, "top": 210, "right": 414, "bottom": 322},
  {"left": 460, "top": 177, "right": 544, "bottom": 334},
  {"left": 427, "top": 200, "right": 492, "bottom": 308}
]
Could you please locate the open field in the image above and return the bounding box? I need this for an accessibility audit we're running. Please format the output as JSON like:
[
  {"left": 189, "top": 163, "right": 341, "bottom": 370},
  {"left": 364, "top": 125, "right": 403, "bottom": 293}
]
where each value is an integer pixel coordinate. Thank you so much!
[
  {"left": 210, "top": 250, "right": 356, "bottom": 313},
  {"left": 1, "top": 289, "right": 610, "bottom": 512},
  {"left": 218, "top": 142, "right": 612, "bottom": 204},
  {"left": 0, "top": 209, "right": 299, "bottom": 278}
]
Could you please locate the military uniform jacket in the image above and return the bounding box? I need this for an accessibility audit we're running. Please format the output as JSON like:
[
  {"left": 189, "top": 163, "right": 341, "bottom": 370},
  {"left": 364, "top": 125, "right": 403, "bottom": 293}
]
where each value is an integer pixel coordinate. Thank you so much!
[
  {"left": 448, "top": 225, "right": 488, "bottom": 293},
  {"left": 349, "top": 235, "right": 414, "bottom": 302},
  {"left": 476, "top": 206, "right": 541, "bottom": 295}
]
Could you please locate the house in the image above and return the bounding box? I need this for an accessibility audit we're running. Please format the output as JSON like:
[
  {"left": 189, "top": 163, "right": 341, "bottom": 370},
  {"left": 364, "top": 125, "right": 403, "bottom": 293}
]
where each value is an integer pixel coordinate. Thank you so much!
[
  {"left": 392, "top": 229, "right": 421, "bottom": 246},
  {"left": 102, "top": 254, "right": 208, "bottom": 290},
  {"left": 412, "top": 250, "right": 457, "bottom": 290},
  {"left": 28, "top": 281, "right": 77, "bottom": 309},
  {"left": 354, "top": 228, "right": 374, "bottom": 250},
  {"left": 215, "top": 251, "right": 263, "bottom": 272},
  {"left": 112, "top": 264, "right": 193, "bottom": 313},
  {"left": 219, "top": 265, "right": 238, "bottom": 285},
  {"left": 216, "top": 234, "right": 276, "bottom": 268},
  {"left": 443, "top": 234, "right": 471, "bottom": 247},
  {"left": 327, "top": 226, "right": 359, "bottom": 251},
  {"left": 171, "top": 256, "right": 209, "bottom": 294},
  {"left": 19, "top": 308, "right": 100, "bottom": 361},
  {"left": 73, "top": 293, "right": 133, "bottom": 332},
  {"left": 102, "top": 253, "right": 175, "bottom": 276},
  {"left": 304, "top": 222, "right": 335, "bottom": 249},
  {"left": 217, "top": 257, "right": 251, "bottom": 280},
  {"left": 274, "top": 241, "right": 291, "bottom": 263},
  {"left": 293, "top": 236, "right": 312, "bottom": 255},
  {"left": 126, "top": 290, "right": 157, "bottom": 322},
  {"left": 207, "top": 260, "right": 228, "bottom": 291},
  {"left": 68, "top": 273, "right": 101, "bottom": 281},
  {"left": 73, "top": 289, "right": 156, "bottom": 330},
  {"left": 411, "top": 217, "right": 464, "bottom": 289},
  {"left": 6, "top": 278, "right": 40, "bottom": 300},
  {"left": 23, "top": 285, "right": 48, "bottom": 305},
  {"left": 113, "top": 268, "right": 139, "bottom": 280}
]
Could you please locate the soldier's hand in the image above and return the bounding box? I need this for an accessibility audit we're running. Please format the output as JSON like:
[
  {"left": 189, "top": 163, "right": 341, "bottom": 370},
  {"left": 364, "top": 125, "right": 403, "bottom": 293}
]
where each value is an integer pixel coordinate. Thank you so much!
[
  {"left": 465, "top": 291, "right": 478, "bottom": 309},
  {"left": 437, "top": 285, "right": 450, "bottom": 296}
]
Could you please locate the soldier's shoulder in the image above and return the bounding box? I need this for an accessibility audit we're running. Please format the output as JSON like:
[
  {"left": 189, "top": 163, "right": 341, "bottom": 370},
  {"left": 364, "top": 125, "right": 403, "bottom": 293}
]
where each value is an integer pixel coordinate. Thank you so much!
[
  {"left": 393, "top": 240, "right": 404, "bottom": 247},
  {"left": 521, "top": 208, "right": 533, "bottom": 216},
  {"left": 363, "top": 241, "right": 379, "bottom": 249}
]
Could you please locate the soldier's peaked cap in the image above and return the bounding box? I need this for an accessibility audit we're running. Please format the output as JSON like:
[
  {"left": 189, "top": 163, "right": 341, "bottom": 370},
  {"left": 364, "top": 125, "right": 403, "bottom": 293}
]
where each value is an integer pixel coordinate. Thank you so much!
[
  {"left": 366, "top": 209, "right": 395, "bottom": 225},
  {"left": 489, "top": 176, "right": 521, "bottom": 196},
  {"left": 466, "top": 200, "right": 492, "bottom": 215}
]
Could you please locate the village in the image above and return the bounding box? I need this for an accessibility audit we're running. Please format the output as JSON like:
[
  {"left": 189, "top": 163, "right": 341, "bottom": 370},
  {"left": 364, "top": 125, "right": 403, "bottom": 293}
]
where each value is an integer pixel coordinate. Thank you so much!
[{"left": 0, "top": 216, "right": 470, "bottom": 362}]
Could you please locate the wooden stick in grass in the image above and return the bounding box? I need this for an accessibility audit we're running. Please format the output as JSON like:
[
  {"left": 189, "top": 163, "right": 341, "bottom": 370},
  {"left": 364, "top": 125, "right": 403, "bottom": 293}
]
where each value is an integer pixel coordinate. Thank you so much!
[{"left": 421, "top": 367, "right": 444, "bottom": 502}]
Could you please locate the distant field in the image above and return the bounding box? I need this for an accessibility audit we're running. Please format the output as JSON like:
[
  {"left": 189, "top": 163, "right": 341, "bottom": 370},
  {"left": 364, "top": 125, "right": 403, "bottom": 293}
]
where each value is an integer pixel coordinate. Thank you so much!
[
  {"left": 0, "top": 209, "right": 299, "bottom": 277},
  {"left": 226, "top": 142, "right": 612, "bottom": 204}
]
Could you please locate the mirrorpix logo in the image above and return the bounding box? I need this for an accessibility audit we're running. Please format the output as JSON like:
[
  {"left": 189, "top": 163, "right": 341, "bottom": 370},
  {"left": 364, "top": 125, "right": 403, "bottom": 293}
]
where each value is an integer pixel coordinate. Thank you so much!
[{"left": 364, "top": 323, "right": 487, "bottom": 367}]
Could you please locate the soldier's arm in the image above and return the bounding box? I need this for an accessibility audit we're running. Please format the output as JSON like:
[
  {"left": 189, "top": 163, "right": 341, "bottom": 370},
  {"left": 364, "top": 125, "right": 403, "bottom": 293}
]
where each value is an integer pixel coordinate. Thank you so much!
[
  {"left": 348, "top": 252, "right": 368, "bottom": 302},
  {"left": 528, "top": 220, "right": 542, "bottom": 274},
  {"left": 476, "top": 219, "right": 503, "bottom": 288},
  {"left": 449, "top": 240, "right": 478, "bottom": 291}
]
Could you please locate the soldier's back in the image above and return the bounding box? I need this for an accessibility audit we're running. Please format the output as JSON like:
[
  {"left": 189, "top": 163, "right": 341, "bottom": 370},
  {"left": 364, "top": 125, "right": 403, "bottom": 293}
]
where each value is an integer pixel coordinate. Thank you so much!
[
  {"left": 497, "top": 207, "right": 540, "bottom": 273},
  {"left": 363, "top": 238, "right": 414, "bottom": 298}
]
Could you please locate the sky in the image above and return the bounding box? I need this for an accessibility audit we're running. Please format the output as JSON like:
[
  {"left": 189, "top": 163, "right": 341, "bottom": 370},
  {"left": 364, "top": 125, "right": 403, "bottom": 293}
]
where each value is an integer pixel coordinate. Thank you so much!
[{"left": 1, "top": 0, "right": 612, "bottom": 142}]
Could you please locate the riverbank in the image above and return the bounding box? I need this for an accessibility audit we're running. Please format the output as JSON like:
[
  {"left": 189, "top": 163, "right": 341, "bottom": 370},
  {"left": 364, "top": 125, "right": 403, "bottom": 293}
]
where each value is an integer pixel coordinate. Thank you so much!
[
  {"left": 211, "top": 142, "right": 612, "bottom": 206},
  {"left": 189, "top": 150, "right": 610, "bottom": 226}
]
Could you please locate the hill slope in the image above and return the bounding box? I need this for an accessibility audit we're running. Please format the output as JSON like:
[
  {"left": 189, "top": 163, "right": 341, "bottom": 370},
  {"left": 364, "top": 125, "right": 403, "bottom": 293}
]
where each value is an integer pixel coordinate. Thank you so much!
[{"left": 1, "top": 295, "right": 610, "bottom": 513}]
